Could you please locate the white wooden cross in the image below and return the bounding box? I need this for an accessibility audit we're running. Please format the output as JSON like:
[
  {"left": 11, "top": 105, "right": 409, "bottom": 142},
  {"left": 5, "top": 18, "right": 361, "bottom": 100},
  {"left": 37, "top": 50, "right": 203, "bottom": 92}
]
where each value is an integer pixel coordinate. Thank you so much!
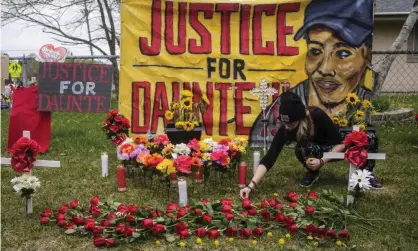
[
  {"left": 323, "top": 126, "right": 386, "bottom": 206},
  {"left": 250, "top": 79, "right": 278, "bottom": 154},
  {"left": 1, "top": 130, "right": 60, "bottom": 214}
]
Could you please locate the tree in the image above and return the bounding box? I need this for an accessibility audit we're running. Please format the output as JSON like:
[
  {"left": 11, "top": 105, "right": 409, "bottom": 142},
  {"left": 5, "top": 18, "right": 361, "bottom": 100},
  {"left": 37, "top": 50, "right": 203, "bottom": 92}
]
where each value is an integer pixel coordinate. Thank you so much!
[
  {"left": 1, "top": 0, "right": 121, "bottom": 92},
  {"left": 373, "top": 0, "right": 418, "bottom": 95}
]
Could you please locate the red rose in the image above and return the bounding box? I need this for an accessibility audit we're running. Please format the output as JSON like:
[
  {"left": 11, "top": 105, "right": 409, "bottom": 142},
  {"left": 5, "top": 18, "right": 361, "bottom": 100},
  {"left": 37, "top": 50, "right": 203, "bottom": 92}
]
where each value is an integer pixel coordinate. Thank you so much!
[
  {"left": 141, "top": 218, "right": 154, "bottom": 229},
  {"left": 117, "top": 204, "right": 128, "bottom": 214},
  {"left": 89, "top": 205, "right": 102, "bottom": 217},
  {"left": 260, "top": 209, "right": 270, "bottom": 222},
  {"left": 226, "top": 226, "right": 238, "bottom": 237},
  {"left": 268, "top": 199, "right": 276, "bottom": 207},
  {"left": 208, "top": 229, "right": 220, "bottom": 239},
  {"left": 90, "top": 195, "right": 100, "bottom": 205},
  {"left": 317, "top": 228, "right": 327, "bottom": 238},
  {"left": 105, "top": 238, "right": 115, "bottom": 247},
  {"left": 57, "top": 220, "right": 67, "bottom": 227},
  {"left": 201, "top": 198, "right": 209, "bottom": 205},
  {"left": 85, "top": 217, "right": 96, "bottom": 231},
  {"left": 338, "top": 229, "right": 350, "bottom": 239},
  {"left": 274, "top": 213, "right": 286, "bottom": 222},
  {"left": 69, "top": 200, "right": 78, "bottom": 209},
  {"left": 124, "top": 226, "right": 136, "bottom": 237},
  {"left": 40, "top": 208, "right": 52, "bottom": 217},
  {"left": 174, "top": 155, "right": 193, "bottom": 174},
  {"left": 247, "top": 208, "right": 257, "bottom": 216},
  {"left": 305, "top": 205, "right": 315, "bottom": 215},
  {"left": 287, "top": 191, "right": 299, "bottom": 202},
  {"left": 326, "top": 229, "right": 337, "bottom": 239},
  {"left": 177, "top": 208, "right": 187, "bottom": 219},
  {"left": 287, "top": 224, "right": 298, "bottom": 233},
  {"left": 151, "top": 209, "right": 163, "bottom": 218},
  {"left": 109, "top": 109, "right": 118, "bottom": 116},
  {"left": 175, "top": 222, "right": 188, "bottom": 235},
  {"left": 221, "top": 204, "right": 233, "bottom": 213},
  {"left": 242, "top": 199, "right": 252, "bottom": 209},
  {"left": 343, "top": 131, "right": 368, "bottom": 147},
  {"left": 239, "top": 228, "right": 252, "bottom": 238},
  {"left": 58, "top": 204, "right": 69, "bottom": 213},
  {"left": 56, "top": 213, "right": 66, "bottom": 221},
  {"left": 252, "top": 227, "right": 264, "bottom": 237},
  {"left": 107, "top": 212, "right": 117, "bottom": 221},
  {"left": 109, "top": 125, "right": 119, "bottom": 133},
  {"left": 344, "top": 146, "right": 368, "bottom": 168},
  {"left": 166, "top": 202, "right": 180, "bottom": 213},
  {"left": 64, "top": 224, "right": 74, "bottom": 230},
  {"left": 275, "top": 203, "right": 283, "bottom": 211},
  {"left": 220, "top": 199, "right": 233, "bottom": 206},
  {"left": 239, "top": 211, "right": 248, "bottom": 217},
  {"left": 93, "top": 237, "right": 106, "bottom": 247},
  {"left": 142, "top": 205, "right": 150, "bottom": 211},
  {"left": 115, "top": 223, "right": 125, "bottom": 233},
  {"left": 72, "top": 216, "right": 84, "bottom": 225},
  {"left": 202, "top": 213, "right": 212, "bottom": 224},
  {"left": 194, "top": 208, "right": 202, "bottom": 216},
  {"left": 286, "top": 217, "right": 295, "bottom": 225},
  {"left": 114, "top": 115, "right": 123, "bottom": 123},
  {"left": 224, "top": 212, "right": 235, "bottom": 221},
  {"left": 40, "top": 217, "right": 50, "bottom": 225},
  {"left": 308, "top": 191, "right": 318, "bottom": 200},
  {"left": 178, "top": 229, "right": 189, "bottom": 239},
  {"left": 101, "top": 220, "right": 111, "bottom": 227},
  {"left": 305, "top": 224, "right": 317, "bottom": 236},
  {"left": 152, "top": 224, "right": 166, "bottom": 236},
  {"left": 125, "top": 214, "right": 136, "bottom": 223},
  {"left": 128, "top": 204, "right": 138, "bottom": 214},
  {"left": 290, "top": 202, "right": 297, "bottom": 209},
  {"left": 195, "top": 227, "right": 206, "bottom": 237},
  {"left": 93, "top": 226, "right": 103, "bottom": 236},
  {"left": 260, "top": 200, "right": 269, "bottom": 208}
]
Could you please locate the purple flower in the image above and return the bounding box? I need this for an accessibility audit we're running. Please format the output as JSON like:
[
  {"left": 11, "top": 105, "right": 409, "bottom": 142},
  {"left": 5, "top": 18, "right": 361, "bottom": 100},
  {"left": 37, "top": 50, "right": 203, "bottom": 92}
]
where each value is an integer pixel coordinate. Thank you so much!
[
  {"left": 129, "top": 144, "right": 149, "bottom": 159},
  {"left": 214, "top": 144, "right": 229, "bottom": 152}
]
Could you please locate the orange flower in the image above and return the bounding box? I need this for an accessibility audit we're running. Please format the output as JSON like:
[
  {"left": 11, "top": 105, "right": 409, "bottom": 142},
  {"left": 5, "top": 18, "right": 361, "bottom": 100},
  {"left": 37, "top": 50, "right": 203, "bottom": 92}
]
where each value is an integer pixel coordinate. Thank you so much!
[
  {"left": 191, "top": 157, "right": 203, "bottom": 167},
  {"left": 120, "top": 143, "right": 135, "bottom": 154},
  {"left": 136, "top": 152, "right": 151, "bottom": 164},
  {"left": 144, "top": 153, "right": 164, "bottom": 168},
  {"left": 218, "top": 138, "right": 232, "bottom": 146},
  {"left": 134, "top": 135, "right": 148, "bottom": 144},
  {"left": 192, "top": 151, "right": 204, "bottom": 158}
]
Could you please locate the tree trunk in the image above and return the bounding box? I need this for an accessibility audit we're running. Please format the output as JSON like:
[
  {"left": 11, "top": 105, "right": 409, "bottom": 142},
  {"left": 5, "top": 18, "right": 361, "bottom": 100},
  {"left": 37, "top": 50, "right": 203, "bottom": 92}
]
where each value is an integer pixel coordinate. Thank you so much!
[{"left": 373, "top": 0, "right": 418, "bottom": 95}]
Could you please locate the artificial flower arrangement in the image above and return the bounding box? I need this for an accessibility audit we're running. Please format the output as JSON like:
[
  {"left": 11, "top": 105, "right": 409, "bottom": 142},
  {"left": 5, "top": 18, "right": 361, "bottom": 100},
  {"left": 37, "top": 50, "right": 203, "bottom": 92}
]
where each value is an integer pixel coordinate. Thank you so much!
[
  {"left": 102, "top": 109, "right": 131, "bottom": 146},
  {"left": 164, "top": 90, "right": 210, "bottom": 131},
  {"left": 11, "top": 174, "right": 41, "bottom": 198},
  {"left": 343, "top": 130, "right": 369, "bottom": 169},
  {"left": 10, "top": 137, "right": 40, "bottom": 173},
  {"left": 332, "top": 93, "right": 376, "bottom": 130},
  {"left": 40, "top": 190, "right": 375, "bottom": 248}
]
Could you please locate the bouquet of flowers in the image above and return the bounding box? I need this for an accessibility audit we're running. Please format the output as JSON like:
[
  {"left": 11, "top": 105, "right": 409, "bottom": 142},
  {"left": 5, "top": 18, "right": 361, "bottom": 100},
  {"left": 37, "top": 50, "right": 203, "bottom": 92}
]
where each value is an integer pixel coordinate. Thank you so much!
[
  {"left": 332, "top": 93, "right": 375, "bottom": 130},
  {"left": 102, "top": 110, "right": 131, "bottom": 146},
  {"left": 164, "top": 90, "right": 210, "bottom": 131},
  {"left": 343, "top": 130, "right": 369, "bottom": 168},
  {"left": 11, "top": 174, "right": 41, "bottom": 198}
]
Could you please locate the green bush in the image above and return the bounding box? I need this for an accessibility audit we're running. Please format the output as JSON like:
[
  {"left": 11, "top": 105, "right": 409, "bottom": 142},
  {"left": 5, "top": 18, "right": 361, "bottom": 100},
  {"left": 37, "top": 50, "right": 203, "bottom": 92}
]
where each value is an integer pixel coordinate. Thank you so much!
[{"left": 372, "top": 97, "right": 391, "bottom": 112}]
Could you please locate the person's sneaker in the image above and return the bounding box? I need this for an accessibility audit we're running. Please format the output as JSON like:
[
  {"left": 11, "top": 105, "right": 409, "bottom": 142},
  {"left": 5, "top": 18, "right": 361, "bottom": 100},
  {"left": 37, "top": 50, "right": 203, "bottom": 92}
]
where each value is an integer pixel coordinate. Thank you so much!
[
  {"left": 369, "top": 173, "right": 384, "bottom": 190},
  {"left": 299, "top": 172, "right": 319, "bottom": 187}
]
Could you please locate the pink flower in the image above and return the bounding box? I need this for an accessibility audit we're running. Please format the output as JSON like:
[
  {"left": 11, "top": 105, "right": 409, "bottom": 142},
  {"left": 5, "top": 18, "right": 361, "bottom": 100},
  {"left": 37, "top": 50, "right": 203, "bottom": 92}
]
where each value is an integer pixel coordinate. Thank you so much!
[
  {"left": 174, "top": 155, "right": 193, "bottom": 174},
  {"left": 187, "top": 139, "right": 200, "bottom": 151},
  {"left": 210, "top": 150, "right": 230, "bottom": 167}
]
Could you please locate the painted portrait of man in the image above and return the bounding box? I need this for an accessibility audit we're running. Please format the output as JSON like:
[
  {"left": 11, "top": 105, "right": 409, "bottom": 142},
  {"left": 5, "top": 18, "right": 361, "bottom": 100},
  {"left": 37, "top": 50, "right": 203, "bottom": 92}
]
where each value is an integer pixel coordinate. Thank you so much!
[{"left": 250, "top": 0, "right": 373, "bottom": 146}]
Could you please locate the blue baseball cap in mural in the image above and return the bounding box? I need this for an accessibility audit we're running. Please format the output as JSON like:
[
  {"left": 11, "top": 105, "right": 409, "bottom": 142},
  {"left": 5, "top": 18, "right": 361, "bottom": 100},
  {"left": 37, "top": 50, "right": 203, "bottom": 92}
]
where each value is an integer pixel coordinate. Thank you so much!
[{"left": 294, "top": 0, "right": 373, "bottom": 47}]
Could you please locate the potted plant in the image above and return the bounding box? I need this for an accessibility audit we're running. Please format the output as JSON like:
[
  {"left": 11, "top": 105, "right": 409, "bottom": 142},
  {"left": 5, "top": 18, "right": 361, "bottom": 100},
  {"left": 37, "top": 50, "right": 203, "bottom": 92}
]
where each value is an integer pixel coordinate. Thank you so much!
[{"left": 164, "top": 90, "right": 209, "bottom": 144}]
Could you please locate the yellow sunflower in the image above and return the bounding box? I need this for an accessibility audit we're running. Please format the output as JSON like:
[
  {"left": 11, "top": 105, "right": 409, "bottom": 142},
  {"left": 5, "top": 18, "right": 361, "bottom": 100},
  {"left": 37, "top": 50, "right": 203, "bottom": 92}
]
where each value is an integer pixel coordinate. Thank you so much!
[
  {"left": 354, "top": 110, "right": 365, "bottom": 122},
  {"left": 346, "top": 93, "right": 359, "bottom": 105},
  {"left": 339, "top": 119, "right": 349, "bottom": 127},
  {"left": 193, "top": 121, "right": 200, "bottom": 126},
  {"left": 164, "top": 110, "right": 174, "bottom": 120},
  {"left": 181, "top": 98, "right": 193, "bottom": 110},
  {"left": 358, "top": 124, "right": 366, "bottom": 131},
  {"left": 332, "top": 117, "right": 340, "bottom": 124},
  {"left": 202, "top": 95, "right": 210, "bottom": 105},
  {"left": 362, "top": 99, "right": 372, "bottom": 109},
  {"left": 183, "top": 121, "right": 195, "bottom": 131},
  {"left": 175, "top": 121, "right": 184, "bottom": 129},
  {"left": 181, "top": 90, "right": 193, "bottom": 97},
  {"left": 172, "top": 102, "right": 180, "bottom": 110},
  {"left": 156, "top": 159, "right": 174, "bottom": 174}
]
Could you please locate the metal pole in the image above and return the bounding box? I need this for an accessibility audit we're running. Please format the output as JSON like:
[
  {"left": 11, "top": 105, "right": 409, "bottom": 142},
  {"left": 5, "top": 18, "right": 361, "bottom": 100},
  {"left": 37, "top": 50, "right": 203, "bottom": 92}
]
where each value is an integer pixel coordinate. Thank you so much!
[{"left": 22, "top": 55, "right": 28, "bottom": 87}]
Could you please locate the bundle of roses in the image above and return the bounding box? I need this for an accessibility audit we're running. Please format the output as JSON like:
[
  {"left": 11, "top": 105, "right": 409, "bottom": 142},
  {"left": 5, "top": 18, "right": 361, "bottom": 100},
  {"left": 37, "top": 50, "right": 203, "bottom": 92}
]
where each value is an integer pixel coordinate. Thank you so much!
[
  {"left": 39, "top": 190, "right": 374, "bottom": 248},
  {"left": 343, "top": 131, "right": 369, "bottom": 168},
  {"left": 103, "top": 110, "right": 131, "bottom": 146}
]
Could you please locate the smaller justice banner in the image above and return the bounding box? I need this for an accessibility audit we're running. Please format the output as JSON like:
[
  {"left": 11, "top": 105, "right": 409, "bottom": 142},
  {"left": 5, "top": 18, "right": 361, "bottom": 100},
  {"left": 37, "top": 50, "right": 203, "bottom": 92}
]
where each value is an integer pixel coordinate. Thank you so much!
[{"left": 38, "top": 62, "right": 113, "bottom": 112}]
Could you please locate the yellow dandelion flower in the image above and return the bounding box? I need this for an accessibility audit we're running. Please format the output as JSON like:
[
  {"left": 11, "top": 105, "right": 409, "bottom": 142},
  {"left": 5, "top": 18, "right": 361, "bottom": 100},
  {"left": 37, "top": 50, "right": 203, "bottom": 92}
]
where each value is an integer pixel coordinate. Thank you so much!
[
  {"left": 252, "top": 240, "right": 257, "bottom": 245},
  {"left": 202, "top": 95, "right": 210, "bottom": 105},
  {"left": 346, "top": 93, "right": 359, "bottom": 105},
  {"left": 181, "top": 90, "right": 193, "bottom": 97},
  {"left": 213, "top": 240, "right": 220, "bottom": 246},
  {"left": 183, "top": 121, "right": 195, "bottom": 131},
  {"left": 196, "top": 238, "right": 202, "bottom": 244},
  {"left": 278, "top": 238, "right": 285, "bottom": 245},
  {"left": 274, "top": 193, "right": 279, "bottom": 197},
  {"left": 362, "top": 99, "right": 372, "bottom": 108},
  {"left": 267, "top": 232, "right": 273, "bottom": 238},
  {"left": 339, "top": 119, "right": 349, "bottom": 127},
  {"left": 313, "top": 241, "right": 318, "bottom": 247},
  {"left": 332, "top": 117, "right": 340, "bottom": 124},
  {"left": 155, "top": 240, "right": 161, "bottom": 246},
  {"left": 336, "top": 240, "right": 342, "bottom": 246},
  {"left": 164, "top": 110, "right": 174, "bottom": 120},
  {"left": 354, "top": 110, "right": 365, "bottom": 122},
  {"left": 285, "top": 233, "right": 291, "bottom": 238},
  {"left": 307, "top": 235, "right": 313, "bottom": 240},
  {"left": 181, "top": 97, "right": 193, "bottom": 110},
  {"left": 179, "top": 241, "right": 186, "bottom": 247},
  {"left": 359, "top": 124, "right": 366, "bottom": 131},
  {"left": 228, "top": 237, "right": 234, "bottom": 242}
]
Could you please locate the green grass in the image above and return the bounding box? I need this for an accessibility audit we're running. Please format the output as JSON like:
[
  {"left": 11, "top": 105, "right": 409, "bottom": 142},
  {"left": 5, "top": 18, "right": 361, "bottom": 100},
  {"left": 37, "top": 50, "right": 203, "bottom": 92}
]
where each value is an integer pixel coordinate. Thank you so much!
[{"left": 1, "top": 96, "right": 418, "bottom": 251}]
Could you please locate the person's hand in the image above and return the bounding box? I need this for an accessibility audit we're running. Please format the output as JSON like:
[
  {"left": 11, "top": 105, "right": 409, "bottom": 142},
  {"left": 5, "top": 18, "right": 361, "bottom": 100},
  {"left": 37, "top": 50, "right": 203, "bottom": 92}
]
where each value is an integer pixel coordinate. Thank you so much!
[
  {"left": 306, "top": 158, "right": 323, "bottom": 171},
  {"left": 240, "top": 187, "right": 252, "bottom": 200}
]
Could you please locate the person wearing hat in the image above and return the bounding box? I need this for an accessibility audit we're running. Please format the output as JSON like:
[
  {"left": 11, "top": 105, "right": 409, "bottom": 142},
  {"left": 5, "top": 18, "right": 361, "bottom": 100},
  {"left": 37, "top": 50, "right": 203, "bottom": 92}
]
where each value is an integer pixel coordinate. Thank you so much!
[
  {"left": 248, "top": 0, "right": 384, "bottom": 190},
  {"left": 240, "top": 91, "right": 346, "bottom": 199}
]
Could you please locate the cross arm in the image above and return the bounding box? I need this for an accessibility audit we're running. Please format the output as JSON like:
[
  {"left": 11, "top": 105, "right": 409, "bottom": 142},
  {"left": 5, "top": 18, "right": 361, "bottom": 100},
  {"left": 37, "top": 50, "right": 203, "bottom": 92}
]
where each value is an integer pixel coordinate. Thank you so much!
[
  {"left": 323, "top": 152, "right": 386, "bottom": 160},
  {"left": 1, "top": 158, "right": 61, "bottom": 168}
]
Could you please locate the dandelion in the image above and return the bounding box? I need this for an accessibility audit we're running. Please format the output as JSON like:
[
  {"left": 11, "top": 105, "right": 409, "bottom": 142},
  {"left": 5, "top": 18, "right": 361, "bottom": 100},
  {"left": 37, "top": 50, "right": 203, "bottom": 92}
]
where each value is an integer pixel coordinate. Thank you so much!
[
  {"left": 155, "top": 240, "right": 161, "bottom": 246},
  {"left": 336, "top": 240, "right": 342, "bottom": 246},
  {"left": 313, "top": 241, "right": 319, "bottom": 247},
  {"left": 307, "top": 235, "right": 313, "bottom": 240},
  {"left": 273, "top": 193, "right": 279, "bottom": 197},
  {"left": 252, "top": 240, "right": 257, "bottom": 245},
  {"left": 267, "top": 232, "right": 273, "bottom": 238},
  {"left": 196, "top": 238, "right": 202, "bottom": 244},
  {"left": 278, "top": 238, "right": 285, "bottom": 245},
  {"left": 179, "top": 241, "right": 186, "bottom": 247},
  {"left": 285, "top": 233, "right": 291, "bottom": 238},
  {"left": 228, "top": 237, "right": 234, "bottom": 242},
  {"left": 213, "top": 240, "right": 220, "bottom": 247},
  {"left": 346, "top": 93, "right": 359, "bottom": 105}
]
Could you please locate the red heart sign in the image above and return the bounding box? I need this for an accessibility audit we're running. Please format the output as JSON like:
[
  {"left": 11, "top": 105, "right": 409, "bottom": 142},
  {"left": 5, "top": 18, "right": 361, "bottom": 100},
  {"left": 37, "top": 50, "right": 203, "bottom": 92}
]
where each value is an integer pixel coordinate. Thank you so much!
[{"left": 39, "top": 44, "right": 68, "bottom": 62}]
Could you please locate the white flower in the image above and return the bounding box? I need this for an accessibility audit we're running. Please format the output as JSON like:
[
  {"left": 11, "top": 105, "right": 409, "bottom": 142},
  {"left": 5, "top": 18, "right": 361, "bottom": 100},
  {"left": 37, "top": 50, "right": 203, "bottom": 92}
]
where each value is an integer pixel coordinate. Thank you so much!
[
  {"left": 173, "top": 143, "right": 191, "bottom": 156},
  {"left": 349, "top": 169, "right": 373, "bottom": 191},
  {"left": 203, "top": 138, "right": 217, "bottom": 151},
  {"left": 10, "top": 175, "right": 41, "bottom": 197}
]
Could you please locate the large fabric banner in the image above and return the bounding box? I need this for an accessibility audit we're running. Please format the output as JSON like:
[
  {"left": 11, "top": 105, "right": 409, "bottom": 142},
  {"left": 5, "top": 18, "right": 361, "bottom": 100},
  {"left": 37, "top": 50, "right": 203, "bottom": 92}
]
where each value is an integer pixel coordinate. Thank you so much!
[{"left": 119, "top": 0, "right": 373, "bottom": 145}]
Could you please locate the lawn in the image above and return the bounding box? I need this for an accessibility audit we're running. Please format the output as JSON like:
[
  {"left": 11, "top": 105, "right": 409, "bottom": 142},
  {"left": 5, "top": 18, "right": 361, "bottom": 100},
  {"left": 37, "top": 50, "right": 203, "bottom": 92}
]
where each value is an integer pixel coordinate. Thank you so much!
[{"left": 1, "top": 96, "right": 418, "bottom": 251}]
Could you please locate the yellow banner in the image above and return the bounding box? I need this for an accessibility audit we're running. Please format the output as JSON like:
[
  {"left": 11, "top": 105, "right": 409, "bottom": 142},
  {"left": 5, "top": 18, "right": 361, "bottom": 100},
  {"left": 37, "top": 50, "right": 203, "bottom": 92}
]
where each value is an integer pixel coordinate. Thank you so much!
[{"left": 119, "top": 0, "right": 373, "bottom": 143}]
